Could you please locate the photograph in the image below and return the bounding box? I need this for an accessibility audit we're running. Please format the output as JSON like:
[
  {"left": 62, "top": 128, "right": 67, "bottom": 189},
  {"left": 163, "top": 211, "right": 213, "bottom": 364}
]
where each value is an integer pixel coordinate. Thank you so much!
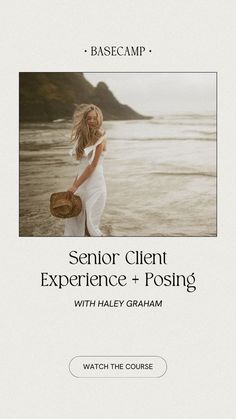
[{"left": 19, "top": 72, "right": 217, "bottom": 237}]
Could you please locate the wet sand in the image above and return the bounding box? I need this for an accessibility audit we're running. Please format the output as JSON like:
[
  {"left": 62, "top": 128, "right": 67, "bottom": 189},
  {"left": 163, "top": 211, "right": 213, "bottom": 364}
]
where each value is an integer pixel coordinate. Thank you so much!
[{"left": 20, "top": 116, "right": 216, "bottom": 236}]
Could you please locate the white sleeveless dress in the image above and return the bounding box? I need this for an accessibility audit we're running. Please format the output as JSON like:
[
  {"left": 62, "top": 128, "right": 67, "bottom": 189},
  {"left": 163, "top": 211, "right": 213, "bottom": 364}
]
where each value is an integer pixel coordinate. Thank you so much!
[{"left": 64, "top": 135, "right": 106, "bottom": 236}]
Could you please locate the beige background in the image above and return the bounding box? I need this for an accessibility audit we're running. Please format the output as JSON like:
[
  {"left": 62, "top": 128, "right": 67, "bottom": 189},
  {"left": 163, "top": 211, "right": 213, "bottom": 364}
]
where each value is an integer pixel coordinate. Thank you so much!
[{"left": 1, "top": 1, "right": 236, "bottom": 418}]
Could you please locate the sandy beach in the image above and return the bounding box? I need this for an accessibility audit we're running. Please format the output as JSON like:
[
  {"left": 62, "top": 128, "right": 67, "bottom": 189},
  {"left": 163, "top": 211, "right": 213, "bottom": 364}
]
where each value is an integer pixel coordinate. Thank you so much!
[{"left": 19, "top": 114, "right": 216, "bottom": 236}]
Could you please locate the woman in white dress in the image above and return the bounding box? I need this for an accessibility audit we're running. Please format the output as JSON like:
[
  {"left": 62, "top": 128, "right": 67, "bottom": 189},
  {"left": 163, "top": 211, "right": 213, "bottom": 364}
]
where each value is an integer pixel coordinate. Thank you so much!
[{"left": 64, "top": 104, "right": 107, "bottom": 237}]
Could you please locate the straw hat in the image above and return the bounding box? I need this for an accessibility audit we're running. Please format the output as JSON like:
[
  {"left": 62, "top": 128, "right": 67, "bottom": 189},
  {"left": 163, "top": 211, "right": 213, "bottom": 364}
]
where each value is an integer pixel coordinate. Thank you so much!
[{"left": 50, "top": 192, "right": 82, "bottom": 218}]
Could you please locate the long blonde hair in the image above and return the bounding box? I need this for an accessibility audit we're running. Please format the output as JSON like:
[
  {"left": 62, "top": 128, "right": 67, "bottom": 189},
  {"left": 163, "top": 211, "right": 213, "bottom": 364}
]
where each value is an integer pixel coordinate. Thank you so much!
[{"left": 71, "top": 104, "right": 104, "bottom": 160}]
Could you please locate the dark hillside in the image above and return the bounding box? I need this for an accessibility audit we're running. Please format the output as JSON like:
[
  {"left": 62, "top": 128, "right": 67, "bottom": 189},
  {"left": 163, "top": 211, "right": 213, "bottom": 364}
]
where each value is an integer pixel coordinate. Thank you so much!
[{"left": 19, "top": 72, "right": 150, "bottom": 122}]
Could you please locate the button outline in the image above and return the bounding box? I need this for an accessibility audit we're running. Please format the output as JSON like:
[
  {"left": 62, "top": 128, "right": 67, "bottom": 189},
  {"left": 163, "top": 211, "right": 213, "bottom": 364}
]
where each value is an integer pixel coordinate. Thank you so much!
[{"left": 68, "top": 355, "right": 167, "bottom": 378}]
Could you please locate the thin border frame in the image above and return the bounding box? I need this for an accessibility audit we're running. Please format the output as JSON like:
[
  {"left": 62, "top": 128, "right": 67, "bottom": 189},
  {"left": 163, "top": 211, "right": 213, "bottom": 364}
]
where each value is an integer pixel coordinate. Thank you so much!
[{"left": 19, "top": 71, "right": 217, "bottom": 238}]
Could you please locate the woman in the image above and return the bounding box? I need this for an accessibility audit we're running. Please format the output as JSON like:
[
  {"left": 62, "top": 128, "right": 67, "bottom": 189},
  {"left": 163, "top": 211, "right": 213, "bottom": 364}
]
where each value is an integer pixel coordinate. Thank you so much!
[{"left": 64, "top": 104, "right": 107, "bottom": 236}]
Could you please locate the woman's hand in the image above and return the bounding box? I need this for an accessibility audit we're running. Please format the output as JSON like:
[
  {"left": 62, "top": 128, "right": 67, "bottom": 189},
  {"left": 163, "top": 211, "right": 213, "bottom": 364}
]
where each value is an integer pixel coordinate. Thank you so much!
[
  {"left": 66, "top": 186, "right": 75, "bottom": 200},
  {"left": 67, "top": 186, "right": 76, "bottom": 193}
]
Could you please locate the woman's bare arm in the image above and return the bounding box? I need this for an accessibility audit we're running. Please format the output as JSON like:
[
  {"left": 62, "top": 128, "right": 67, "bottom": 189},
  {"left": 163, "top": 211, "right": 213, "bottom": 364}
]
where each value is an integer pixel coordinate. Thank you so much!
[{"left": 67, "top": 142, "right": 104, "bottom": 193}]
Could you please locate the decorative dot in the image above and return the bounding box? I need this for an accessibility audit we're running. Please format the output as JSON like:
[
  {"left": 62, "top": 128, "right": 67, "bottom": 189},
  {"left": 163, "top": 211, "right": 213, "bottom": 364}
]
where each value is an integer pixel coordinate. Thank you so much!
[
  {"left": 149, "top": 50, "right": 152, "bottom": 53},
  {"left": 84, "top": 50, "right": 87, "bottom": 52}
]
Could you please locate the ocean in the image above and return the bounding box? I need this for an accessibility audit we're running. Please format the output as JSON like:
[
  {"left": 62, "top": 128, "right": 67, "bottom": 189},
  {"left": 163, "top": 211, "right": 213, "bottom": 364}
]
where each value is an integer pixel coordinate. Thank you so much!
[{"left": 20, "top": 113, "right": 216, "bottom": 236}]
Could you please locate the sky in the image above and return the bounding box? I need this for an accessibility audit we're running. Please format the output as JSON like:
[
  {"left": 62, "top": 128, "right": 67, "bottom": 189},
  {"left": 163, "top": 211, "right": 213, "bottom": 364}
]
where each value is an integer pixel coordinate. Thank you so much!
[{"left": 84, "top": 72, "right": 216, "bottom": 116}]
